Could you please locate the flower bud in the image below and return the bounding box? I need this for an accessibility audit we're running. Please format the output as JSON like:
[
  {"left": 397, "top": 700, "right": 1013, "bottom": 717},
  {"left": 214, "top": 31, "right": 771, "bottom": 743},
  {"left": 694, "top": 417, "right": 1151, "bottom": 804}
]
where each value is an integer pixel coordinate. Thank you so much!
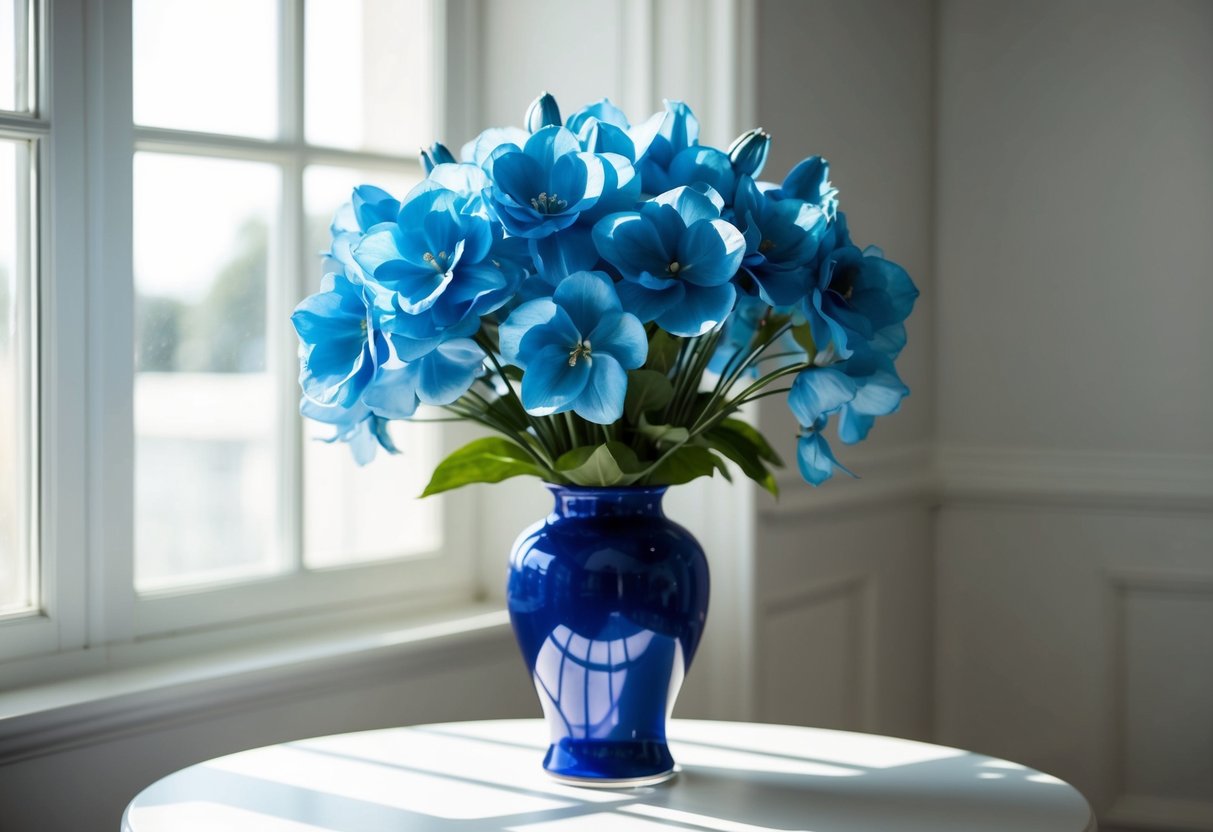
[
  {"left": 420, "top": 141, "right": 456, "bottom": 174},
  {"left": 727, "top": 127, "right": 771, "bottom": 178},
  {"left": 525, "top": 92, "right": 562, "bottom": 133}
]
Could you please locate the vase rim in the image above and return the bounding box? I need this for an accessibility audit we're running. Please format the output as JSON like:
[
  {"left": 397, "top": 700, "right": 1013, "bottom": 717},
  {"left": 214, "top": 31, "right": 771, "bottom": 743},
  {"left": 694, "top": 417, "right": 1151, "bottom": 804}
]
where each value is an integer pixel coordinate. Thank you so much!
[{"left": 542, "top": 482, "right": 669, "bottom": 495}]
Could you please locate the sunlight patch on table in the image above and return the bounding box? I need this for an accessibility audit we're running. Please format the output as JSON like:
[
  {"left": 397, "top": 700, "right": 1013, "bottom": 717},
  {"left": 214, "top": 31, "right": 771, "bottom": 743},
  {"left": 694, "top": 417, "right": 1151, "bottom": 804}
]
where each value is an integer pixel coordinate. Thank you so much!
[{"left": 205, "top": 744, "right": 572, "bottom": 820}]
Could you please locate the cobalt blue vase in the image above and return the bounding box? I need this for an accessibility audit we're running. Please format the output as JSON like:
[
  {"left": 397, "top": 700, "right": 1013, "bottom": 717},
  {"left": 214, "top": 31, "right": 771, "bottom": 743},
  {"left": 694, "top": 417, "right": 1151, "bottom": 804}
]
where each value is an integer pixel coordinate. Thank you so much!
[{"left": 507, "top": 484, "right": 710, "bottom": 786}]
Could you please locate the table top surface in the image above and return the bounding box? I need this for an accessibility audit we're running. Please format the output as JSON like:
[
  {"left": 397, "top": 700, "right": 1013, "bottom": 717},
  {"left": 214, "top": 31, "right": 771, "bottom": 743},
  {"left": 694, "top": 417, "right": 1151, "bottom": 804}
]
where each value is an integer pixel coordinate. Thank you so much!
[{"left": 123, "top": 719, "right": 1096, "bottom": 832}]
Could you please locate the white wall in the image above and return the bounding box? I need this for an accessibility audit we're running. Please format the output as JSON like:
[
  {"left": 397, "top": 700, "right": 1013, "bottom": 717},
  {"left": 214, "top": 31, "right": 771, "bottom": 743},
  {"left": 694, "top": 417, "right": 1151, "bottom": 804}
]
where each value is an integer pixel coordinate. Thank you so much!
[
  {"left": 933, "top": 2, "right": 1213, "bottom": 830},
  {"left": 749, "top": 0, "right": 937, "bottom": 742}
]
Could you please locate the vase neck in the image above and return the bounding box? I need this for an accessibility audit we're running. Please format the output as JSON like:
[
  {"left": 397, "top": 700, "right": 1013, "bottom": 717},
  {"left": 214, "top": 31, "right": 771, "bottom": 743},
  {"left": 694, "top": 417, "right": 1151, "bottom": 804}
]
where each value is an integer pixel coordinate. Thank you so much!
[{"left": 546, "top": 485, "right": 668, "bottom": 519}]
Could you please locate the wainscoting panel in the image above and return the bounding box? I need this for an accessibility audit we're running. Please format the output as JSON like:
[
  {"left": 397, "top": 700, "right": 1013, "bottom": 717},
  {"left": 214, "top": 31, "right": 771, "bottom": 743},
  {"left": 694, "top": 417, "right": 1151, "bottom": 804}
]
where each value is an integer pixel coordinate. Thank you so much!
[
  {"left": 1111, "top": 573, "right": 1213, "bottom": 828},
  {"left": 935, "top": 464, "right": 1213, "bottom": 831},
  {"left": 758, "top": 578, "right": 869, "bottom": 730},
  {"left": 755, "top": 489, "right": 933, "bottom": 741}
]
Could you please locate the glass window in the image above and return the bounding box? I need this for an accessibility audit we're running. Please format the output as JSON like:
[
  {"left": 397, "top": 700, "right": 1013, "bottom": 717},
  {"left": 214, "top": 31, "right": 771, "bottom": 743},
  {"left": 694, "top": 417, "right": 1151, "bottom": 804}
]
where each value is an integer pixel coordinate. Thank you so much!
[
  {"left": 133, "top": 153, "right": 282, "bottom": 591},
  {"left": 305, "top": 0, "right": 434, "bottom": 154},
  {"left": 130, "top": 2, "right": 443, "bottom": 607},
  {"left": 133, "top": 0, "right": 278, "bottom": 137},
  {"left": 0, "top": 138, "right": 33, "bottom": 615},
  {"left": 0, "top": 0, "right": 31, "bottom": 113}
]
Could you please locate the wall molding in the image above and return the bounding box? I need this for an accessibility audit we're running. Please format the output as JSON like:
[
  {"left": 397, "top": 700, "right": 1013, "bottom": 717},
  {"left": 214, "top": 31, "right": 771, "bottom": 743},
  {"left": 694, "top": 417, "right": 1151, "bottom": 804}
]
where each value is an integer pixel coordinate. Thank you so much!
[
  {"left": 938, "top": 446, "right": 1213, "bottom": 512},
  {"left": 765, "top": 442, "right": 935, "bottom": 516},
  {"left": 763, "top": 443, "right": 1213, "bottom": 517}
]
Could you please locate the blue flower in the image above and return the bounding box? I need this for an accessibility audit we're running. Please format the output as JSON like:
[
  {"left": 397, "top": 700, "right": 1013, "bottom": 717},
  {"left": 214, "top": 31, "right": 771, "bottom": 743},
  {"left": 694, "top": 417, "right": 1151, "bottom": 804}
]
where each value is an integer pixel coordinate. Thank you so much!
[
  {"left": 805, "top": 243, "right": 918, "bottom": 360},
  {"left": 499, "top": 271, "right": 647, "bottom": 424},
  {"left": 352, "top": 186, "right": 518, "bottom": 331},
  {"left": 291, "top": 272, "right": 378, "bottom": 408},
  {"left": 525, "top": 91, "right": 562, "bottom": 133},
  {"left": 771, "top": 156, "right": 839, "bottom": 221},
  {"left": 363, "top": 336, "right": 485, "bottom": 419},
  {"left": 301, "top": 398, "right": 398, "bottom": 466},
  {"left": 592, "top": 185, "right": 745, "bottom": 336},
  {"left": 727, "top": 128, "right": 771, "bottom": 178},
  {"left": 483, "top": 126, "right": 608, "bottom": 239},
  {"left": 631, "top": 100, "right": 700, "bottom": 195},
  {"left": 785, "top": 346, "right": 910, "bottom": 484},
  {"left": 733, "top": 175, "right": 828, "bottom": 307},
  {"left": 832, "top": 348, "right": 910, "bottom": 444},
  {"left": 461, "top": 125, "right": 530, "bottom": 166},
  {"left": 796, "top": 418, "right": 855, "bottom": 486},
  {"left": 420, "top": 141, "right": 456, "bottom": 174}
]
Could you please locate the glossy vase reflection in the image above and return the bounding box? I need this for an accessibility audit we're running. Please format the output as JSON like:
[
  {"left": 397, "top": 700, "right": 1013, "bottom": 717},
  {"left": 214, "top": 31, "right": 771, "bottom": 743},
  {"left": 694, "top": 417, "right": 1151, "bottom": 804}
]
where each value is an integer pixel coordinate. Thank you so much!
[{"left": 507, "top": 485, "right": 710, "bottom": 785}]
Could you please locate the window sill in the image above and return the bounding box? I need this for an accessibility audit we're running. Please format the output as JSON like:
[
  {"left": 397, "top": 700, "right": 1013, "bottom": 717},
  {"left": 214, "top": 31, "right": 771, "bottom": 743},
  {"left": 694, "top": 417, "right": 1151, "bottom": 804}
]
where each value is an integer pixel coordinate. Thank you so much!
[{"left": 0, "top": 603, "right": 512, "bottom": 766}]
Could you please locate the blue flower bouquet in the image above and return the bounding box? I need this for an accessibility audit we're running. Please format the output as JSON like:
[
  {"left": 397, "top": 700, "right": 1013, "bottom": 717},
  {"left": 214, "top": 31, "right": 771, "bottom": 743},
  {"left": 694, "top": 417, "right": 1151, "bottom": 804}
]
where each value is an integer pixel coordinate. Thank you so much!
[{"left": 292, "top": 93, "right": 918, "bottom": 495}]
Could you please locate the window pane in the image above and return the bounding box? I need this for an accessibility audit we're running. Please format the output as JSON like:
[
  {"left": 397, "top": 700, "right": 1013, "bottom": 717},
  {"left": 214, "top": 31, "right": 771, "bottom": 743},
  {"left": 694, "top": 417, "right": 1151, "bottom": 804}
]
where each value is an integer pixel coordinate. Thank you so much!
[
  {"left": 134, "top": 153, "right": 281, "bottom": 591},
  {"left": 302, "top": 164, "right": 422, "bottom": 261},
  {"left": 0, "top": 139, "right": 32, "bottom": 614},
  {"left": 301, "top": 164, "right": 438, "bottom": 569},
  {"left": 0, "top": 0, "right": 30, "bottom": 113},
  {"left": 133, "top": 0, "right": 278, "bottom": 138},
  {"left": 305, "top": 0, "right": 434, "bottom": 154},
  {"left": 303, "top": 420, "right": 442, "bottom": 569}
]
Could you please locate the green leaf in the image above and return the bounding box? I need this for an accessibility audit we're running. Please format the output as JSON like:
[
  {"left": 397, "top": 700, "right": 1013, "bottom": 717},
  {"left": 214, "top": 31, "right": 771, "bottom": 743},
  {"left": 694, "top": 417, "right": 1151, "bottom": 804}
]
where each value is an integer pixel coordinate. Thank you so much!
[
  {"left": 644, "top": 445, "right": 729, "bottom": 487},
  {"left": 645, "top": 329, "right": 680, "bottom": 374},
  {"left": 555, "top": 441, "right": 646, "bottom": 486},
  {"left": 700, "top": 419, "right": 784, "bottom": 497},
  {"left": 719, "top": 417, "right": 783, "bottom": 465},
  {"left": 486, "top": 392, "right": 530, "bottom": 432},
  {"left": 421, "top": 437, "right": 547, "bottom": 497},
  {"left": 500, "top": 364, "right": 524, "bottom": 383},
  {"left": 624, "top": 369, "right": 675, "bottom": 422},
  {"left": 636, "top": 416, "right": 689, "bottom": 449},
  {"left": 790, "top": 322, "right": 816, "bottom": 358}
]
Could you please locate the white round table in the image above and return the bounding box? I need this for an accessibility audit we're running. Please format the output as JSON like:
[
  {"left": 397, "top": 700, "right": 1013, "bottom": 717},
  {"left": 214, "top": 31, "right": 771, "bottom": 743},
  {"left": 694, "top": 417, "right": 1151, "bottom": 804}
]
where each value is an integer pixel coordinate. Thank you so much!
[{"left": 122, "top": 719, "right": 1096, "bottom": 831}]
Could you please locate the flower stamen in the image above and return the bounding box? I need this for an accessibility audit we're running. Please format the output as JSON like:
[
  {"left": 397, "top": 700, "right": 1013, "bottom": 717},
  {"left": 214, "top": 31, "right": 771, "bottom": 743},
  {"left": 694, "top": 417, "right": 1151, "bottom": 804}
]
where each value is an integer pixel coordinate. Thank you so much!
[
  {"left": 530, "top": 192, "right": 568, "bottom": 214},
  {"left": 668, "top": 261, "right": 681, "bottom": 274},
  {"left": 423, "top": 251, "right": 448, "bottom": 273},
  {"left": 567, "top": 339, "right": 592, "bottom": 367}
]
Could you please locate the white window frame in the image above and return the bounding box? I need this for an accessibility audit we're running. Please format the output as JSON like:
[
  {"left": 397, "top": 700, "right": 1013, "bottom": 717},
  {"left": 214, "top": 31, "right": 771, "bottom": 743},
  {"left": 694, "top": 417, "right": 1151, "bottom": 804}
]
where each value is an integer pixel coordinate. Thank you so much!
[{"left": 0, "top": 0, "right": 491, "bottom": 680}]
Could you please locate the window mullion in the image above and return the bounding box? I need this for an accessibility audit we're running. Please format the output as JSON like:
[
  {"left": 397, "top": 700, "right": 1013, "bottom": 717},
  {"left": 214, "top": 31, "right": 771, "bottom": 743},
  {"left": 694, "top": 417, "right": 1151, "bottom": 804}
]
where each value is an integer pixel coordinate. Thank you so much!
[
  {"left": 85, "top": 0, "right": 137, "bottom": 643},
  {"left": 278, "top": 0, "right": 306, "bottom": 573}
]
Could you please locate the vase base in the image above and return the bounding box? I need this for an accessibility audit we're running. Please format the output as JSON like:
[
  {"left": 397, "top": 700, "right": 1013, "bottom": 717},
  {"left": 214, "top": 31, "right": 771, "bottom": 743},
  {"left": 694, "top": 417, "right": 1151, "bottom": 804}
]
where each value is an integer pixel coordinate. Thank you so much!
[{"left": 545, "top": 766, "right": 678, "bottom": 789}]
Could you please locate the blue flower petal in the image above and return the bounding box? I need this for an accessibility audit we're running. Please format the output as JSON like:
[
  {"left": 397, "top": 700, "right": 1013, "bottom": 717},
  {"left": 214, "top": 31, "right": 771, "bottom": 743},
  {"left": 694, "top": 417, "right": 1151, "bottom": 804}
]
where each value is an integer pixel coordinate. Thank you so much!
[
  {"left": 521, "top": 343, "right": 591, "bottom": 416},
  {"left": 652, "top": 185, "right": 723, "bottom": 227},
  {"left": 553, "top": 271, "right": 621, "bottom": 334},
  {"left": 363, "top": 363, "right": 421, "bottom": 419},
  {"left": 415, "top": 339, "right": 483, "bottom": 405},
  {"left": 616, "top": 279, "right": 683, "bottom": 324},
  {"left": 676, "top": 218, "right": 746, "bottom": 287},
  {"left": 655, "top": 282, "right": 736, "bottom": 337},
  {"left": 837, "top": 409, "right": 876, "bottom": 444},
  {"left": 788, "top": 367, "right": 858, "bottom": 425},
  {"left": 499, "top": 298, "right": 559, "bottom": 366},
  {"left": 587, "top": 311, "right": 647, "bottom": 369},
  {"left": 524, "top": 125, "right": 582, "bottom": 171},
  {"left": 592, "top": 213, "right": 670, "bottom": 278},
  {"left": 574, "top": 353, "right": 627, "bottom": 424},
  {"left": 517, "top": 306, "right": 581, "bottom": 362},
  {"left": 796, "top": 430, "right": 854, "bottom": 486},
  {"left": 528, "top": 227, "right": 598, "bottom": 285}
]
